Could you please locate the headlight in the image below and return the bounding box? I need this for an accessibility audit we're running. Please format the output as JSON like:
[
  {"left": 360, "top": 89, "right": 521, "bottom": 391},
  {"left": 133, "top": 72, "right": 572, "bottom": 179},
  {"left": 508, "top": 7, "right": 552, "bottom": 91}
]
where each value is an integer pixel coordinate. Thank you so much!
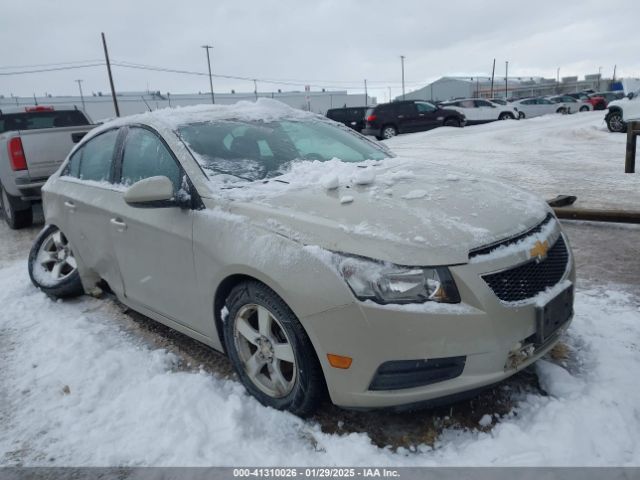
[{"left": 337, "top": 255, "right": 460, "bottom": 304}]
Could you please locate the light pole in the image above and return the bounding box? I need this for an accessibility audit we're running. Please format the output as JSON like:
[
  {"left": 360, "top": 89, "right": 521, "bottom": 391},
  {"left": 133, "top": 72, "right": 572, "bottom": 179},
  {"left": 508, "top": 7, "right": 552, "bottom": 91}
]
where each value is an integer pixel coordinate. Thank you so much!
[
  {"left": 201, "top": 45, "right": 215, "bottom": 104},
  {"left": 75, "top": 79, "right": 86, "bottom": 111},
  {"left": 400, "top": 55, "right": 406, "bottom": 100},
  {"left": 505, "top": 61, "right": 509, "bottom": 99},
  {"left": 556, "top": 67, "right": 560, "bottom": 93},
  {"left": 364, "top": 79, "right": 368, "bottom": 107},
  {"left": 598, "top": 66, "right": 602, "bottom": 91}
]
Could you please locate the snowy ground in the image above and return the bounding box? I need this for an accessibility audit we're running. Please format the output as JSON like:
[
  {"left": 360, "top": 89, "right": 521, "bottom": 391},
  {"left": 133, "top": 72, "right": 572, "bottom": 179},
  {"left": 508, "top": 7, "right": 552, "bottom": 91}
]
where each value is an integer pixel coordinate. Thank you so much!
[
  {"left": 1, "top": 114, "right": 640, "bottom": 466},
  {"left": 387, "top": 111, "right": 639, "bottom": 211}
]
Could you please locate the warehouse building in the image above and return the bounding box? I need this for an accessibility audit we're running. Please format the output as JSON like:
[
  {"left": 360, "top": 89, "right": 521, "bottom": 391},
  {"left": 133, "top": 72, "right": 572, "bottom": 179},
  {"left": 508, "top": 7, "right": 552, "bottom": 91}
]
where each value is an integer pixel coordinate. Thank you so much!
[
  {"left": 399, "top": 74, "right": 617, "bottom": 102},
  {"left": 0, "top": 90, "right": 375, "bottom": 121}
]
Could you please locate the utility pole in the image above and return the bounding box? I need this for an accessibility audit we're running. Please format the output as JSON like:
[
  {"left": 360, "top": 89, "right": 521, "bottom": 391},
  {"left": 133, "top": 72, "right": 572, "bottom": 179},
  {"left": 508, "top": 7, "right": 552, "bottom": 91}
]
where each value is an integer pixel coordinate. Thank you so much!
[
  {"left": 490, "top": 58, "right": 496, "bottom": 98},
  {"left": 400, "top": 55, "right": 406, "bottom": 100},
  {"left": 253, "top": 79, "right": 258, "bottom": 100},
  {"left": 201, "top": 45, "right": 215, "bottom": 104},
  {"left": 613, "top": 65, "right": 617, "bottom": 82},
  {"left": 101, "top": 32, "right": 120, "bottom": 117},
  {"left": 598, "top": 66, "right": 602, "bottom": 90},
  {"left": 388, "top": 86, "right": 392, "bottom": 102},
  {"left": 556, "top": 67, "right": 560, "bottom": 93},
  {"left": 364, "top": 79, "right": 368, "bottom": 107},
  {"left": 505, "top": 61, "right": 509, "bottom": 99},
  {"left": 75, "top": 79, "right": 86, "bottom": 111}
]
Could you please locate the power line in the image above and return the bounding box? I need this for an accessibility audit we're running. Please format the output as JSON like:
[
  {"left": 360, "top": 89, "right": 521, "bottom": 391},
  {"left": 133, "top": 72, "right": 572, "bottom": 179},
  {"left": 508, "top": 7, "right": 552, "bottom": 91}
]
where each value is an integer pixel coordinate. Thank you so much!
[
  {"left": 0, "top": 63, "right": 105, "bottom": 76},
  {"left": 0, "top": 59, "right": 104, "bottom": 70}
]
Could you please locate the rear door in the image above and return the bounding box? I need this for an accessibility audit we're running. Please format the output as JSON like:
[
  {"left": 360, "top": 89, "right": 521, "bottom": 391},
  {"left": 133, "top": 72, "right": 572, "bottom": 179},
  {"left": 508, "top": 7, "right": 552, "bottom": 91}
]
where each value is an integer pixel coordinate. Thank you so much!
[
  {"left": 108, "top": 126, "right": 200, "bottom": 330},
  {"left": 394, "top": 102, "right": 420, "bottom": 133},
  {"left": 56, "top": 128, "right": 125, "bottom": 295},
  {"left": 474, "top": 99, "right": 498, "bottom": 121}
]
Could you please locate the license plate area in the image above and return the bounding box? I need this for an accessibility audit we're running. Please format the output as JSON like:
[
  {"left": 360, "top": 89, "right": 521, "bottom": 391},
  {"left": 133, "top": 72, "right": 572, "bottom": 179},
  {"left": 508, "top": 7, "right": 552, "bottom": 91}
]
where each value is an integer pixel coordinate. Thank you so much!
[{"left": 535, "top": 284, "right": 574, "bottom": 344}]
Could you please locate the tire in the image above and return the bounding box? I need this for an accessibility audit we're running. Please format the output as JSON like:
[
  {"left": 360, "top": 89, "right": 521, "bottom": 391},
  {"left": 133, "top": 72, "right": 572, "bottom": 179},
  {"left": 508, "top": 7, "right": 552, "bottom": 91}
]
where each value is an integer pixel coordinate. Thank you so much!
[
  {"left": 28, "top": 224, "right": 84, "bottom": 298},
  {"left": 375, "top": 136, "right": 384, "bottom": 141},
  {"left": 1, "top": 184, "right": 33, "bottom": 229},
  {"left": 518, "top": 111, "right": 526, "bottom": 119},
  {"left": 606, "top": 111, "right": 627, "bottom": 133},
  {"left": 498, "top": 112, "right": 514, "bottom": 120},
  {"left": 579, "top": 106, "right": 589, "bottom": 112},
  {"left": 443, "top": 117, "right": 460, "bottom": 127},
  {"left": 223, "top": 281, "right": 325, "bottom": 417},
  {"left": 381, "top": 125, "right": 397, "bottom": 139},
  {"left": 556, "top": 107, "right": 567, "bottom": 114}
]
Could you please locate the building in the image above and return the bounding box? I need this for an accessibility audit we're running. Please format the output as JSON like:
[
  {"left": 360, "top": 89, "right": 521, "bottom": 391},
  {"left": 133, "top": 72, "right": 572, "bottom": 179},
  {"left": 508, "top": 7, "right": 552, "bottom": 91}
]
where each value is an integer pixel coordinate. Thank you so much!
[
  {"left": 0, "top": 90, "right": 376, "bottom": 121},
  {"left": 398, "top": 74, "right": 620, "bottom": 102}
]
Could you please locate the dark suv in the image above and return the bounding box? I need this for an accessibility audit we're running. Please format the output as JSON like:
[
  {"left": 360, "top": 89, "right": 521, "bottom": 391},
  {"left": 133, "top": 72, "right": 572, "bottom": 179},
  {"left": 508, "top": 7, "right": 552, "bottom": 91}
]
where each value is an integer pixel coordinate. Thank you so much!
[
  {"left": 361, "top": 100, "right": 466, "bottom": 140},
  {"left": 326, "top": 107, "right": 367, "bottom": 132}
]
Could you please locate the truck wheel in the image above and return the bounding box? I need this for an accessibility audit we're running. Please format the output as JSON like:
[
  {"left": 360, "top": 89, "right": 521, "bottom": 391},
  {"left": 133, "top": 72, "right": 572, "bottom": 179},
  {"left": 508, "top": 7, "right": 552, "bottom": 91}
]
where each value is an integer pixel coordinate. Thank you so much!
[
  {"left": 28, "top": 225, "right": 84, "bottom": 298},
  {"left": 223, "top": 281, "right": 325, "bottom": 417},
  {"left": 606, "top": 112, "right": 627, "bottom": 133},
  {"left": 0, "top": 184, "right": 33, "bottom": 229}
]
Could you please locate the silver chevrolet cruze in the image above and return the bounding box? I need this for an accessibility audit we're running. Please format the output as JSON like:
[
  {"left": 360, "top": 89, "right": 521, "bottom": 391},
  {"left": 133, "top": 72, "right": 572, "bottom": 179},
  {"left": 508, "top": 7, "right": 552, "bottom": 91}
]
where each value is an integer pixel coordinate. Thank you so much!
[{"left": 29, "top": 100, "right": 575, "bottom": 416}]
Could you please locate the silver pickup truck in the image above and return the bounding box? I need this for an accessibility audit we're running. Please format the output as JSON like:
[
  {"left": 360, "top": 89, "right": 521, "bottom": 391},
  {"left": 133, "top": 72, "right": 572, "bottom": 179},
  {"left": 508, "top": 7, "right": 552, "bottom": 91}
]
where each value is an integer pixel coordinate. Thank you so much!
[{"left": 0, "top": 105, "right": 95, "bottom": 229}]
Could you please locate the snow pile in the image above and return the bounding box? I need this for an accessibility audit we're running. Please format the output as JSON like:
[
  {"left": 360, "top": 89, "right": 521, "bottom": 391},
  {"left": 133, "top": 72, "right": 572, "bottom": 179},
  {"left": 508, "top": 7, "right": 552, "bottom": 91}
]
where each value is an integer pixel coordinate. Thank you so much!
[{"left": 2, "top": 258, "right": 640, "bottom": 466}]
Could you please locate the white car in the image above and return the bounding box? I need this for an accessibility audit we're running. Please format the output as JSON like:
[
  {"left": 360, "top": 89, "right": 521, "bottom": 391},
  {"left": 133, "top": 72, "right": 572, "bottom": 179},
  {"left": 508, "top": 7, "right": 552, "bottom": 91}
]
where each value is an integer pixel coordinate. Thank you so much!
[
  {"left": 511, "top": 98, "right": 568, "bottom": 119},
  {"left": 548, "top": 95, "right": 592, "bottom": 114},
  {"left": 439, "top": 98, "right": 518, "bottom": 124},
  {"left": 605, "top": 90, "right": 640, "bottom": 133}
]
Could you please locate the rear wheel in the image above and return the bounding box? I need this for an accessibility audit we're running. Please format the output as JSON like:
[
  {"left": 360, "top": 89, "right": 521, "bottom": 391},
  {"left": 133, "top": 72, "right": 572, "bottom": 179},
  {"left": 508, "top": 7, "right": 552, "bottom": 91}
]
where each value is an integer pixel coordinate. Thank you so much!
[
  {"left": 381, "top": 125, "right": 397, "bottom": 139},
  {"left": 498, "top": 112, "right": 514, "bottom": 120},
  {"left": 0, "top": 184, "right": 33, "bottom": 230},
  {"left": 606, "top": 111, "right": 627, "bottom": 133},
  {"left": 223, "top": 281, "right": 325, "bottom": 417},
  {"left": 28, "top": 224, "right": 84, "bottom": 298},
  {"left": 443, "top": 117, "right": 460, "bottom": 127},
  {"left": 579, "top": 105, "right": 589, "bottom": 112}
]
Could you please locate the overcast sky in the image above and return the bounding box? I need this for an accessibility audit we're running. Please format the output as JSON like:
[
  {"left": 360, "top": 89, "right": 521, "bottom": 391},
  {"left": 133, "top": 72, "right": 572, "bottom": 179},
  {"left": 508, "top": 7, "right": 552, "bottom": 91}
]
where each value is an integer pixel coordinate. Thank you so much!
[{"left": 1, "top": 0, "right": 638, "bottom": 102}]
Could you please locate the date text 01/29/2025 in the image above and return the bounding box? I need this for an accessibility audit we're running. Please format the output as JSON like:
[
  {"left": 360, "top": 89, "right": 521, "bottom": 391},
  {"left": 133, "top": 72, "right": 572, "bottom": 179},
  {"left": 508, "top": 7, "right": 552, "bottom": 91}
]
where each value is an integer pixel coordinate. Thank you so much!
[{"left": 232, "top": 468, "right": 400, "bottom": 478}]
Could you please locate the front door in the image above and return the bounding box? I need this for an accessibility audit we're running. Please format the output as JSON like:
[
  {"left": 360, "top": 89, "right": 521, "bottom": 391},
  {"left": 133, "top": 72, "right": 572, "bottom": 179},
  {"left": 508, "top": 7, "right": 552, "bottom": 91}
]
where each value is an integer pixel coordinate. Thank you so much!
[
  {"left": 414, "top": 101, "right": 439, "bottom": 130},
  {"left": 108, "top": 126, "right": 199, "bottom": 330}
]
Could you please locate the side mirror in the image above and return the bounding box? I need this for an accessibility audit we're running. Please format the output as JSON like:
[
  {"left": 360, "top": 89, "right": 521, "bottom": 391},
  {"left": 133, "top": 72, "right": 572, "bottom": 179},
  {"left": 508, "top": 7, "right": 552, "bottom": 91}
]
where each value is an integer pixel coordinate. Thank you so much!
[{"left": 124, "top": 176, "right": 175, "bottom": 208}]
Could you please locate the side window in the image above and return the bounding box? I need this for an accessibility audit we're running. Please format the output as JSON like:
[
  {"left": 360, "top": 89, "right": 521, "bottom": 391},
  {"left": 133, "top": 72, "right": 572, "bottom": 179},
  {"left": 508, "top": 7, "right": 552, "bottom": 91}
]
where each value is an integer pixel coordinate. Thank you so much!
[
  {"left": 64, "top": 129, "right": 119, "bottom": 182},
  {"left": 395, "top": 103, "right": 417, "bottom": 116},
  {"left": 475, "top": 100, "right": 492, "bottom": 107},
  {"left": 521, "top": 99, "right": 534, "bottom": 105},
  {"left": 416, "top": 102, "right": 436, "bottom": 113},
  {"left": 120, "top": 127, "right": 182, "bottom": 191}
]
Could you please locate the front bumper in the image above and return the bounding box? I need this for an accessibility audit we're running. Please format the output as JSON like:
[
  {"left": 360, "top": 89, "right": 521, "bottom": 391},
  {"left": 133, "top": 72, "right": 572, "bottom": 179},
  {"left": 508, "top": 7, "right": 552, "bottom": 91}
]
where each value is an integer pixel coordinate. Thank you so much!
[{"left": 302, "top": 229, "right": 575, "bottom": 409}]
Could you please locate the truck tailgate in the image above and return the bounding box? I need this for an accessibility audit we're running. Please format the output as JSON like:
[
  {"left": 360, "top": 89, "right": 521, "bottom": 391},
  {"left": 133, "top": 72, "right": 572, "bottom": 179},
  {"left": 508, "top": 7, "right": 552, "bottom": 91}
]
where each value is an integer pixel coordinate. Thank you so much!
[{"left": 18, "top": 126, "right": 94, "bottom": 179}]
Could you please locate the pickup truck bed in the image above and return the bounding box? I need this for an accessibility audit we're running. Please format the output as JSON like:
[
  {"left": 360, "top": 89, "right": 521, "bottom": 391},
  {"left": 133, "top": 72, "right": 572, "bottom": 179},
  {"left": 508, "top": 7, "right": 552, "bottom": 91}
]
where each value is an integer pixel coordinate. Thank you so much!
[{"left": 0, "top": 107, "right": 95, "bottom": 228}]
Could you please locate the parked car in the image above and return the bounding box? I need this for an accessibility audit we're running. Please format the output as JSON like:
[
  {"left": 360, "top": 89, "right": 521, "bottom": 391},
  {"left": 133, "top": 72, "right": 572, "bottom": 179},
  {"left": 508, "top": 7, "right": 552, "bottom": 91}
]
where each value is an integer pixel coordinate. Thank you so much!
[
  {"left": 362, "top": 100, "right": 466, "bottom": 139},
  {"left": 325, "top": 107, "right": 367, "bottom": 132},
  {"left": 439, "top": 98, "right": 518, "bottom": 124},
  {"left": 605, "top": 90, "right": 640, "bottom": 133},
  {"left": 511, "top": 97, "right": 568, "bottom": 119},
  {"left": 489, "top": 98, "right": 509, "bottom": 105},
  {"left": 0, "top": 105, "right": 94, "bottom": 228},
  {"left": 586, "top": 92, "right": 624, "bottom": 111},
  {"left": 29, "top": 100, "right": 575, "bottom": 416},
  {"left": 548, "top": 95, "right": 592, "bottom": 113}
]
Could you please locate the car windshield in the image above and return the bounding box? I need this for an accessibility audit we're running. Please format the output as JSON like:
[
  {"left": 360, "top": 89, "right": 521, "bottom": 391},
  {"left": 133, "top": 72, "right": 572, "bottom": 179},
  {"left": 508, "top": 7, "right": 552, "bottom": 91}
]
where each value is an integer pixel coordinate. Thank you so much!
[{"left": 178, "top": 118, "right": 390, "bottom": 182}]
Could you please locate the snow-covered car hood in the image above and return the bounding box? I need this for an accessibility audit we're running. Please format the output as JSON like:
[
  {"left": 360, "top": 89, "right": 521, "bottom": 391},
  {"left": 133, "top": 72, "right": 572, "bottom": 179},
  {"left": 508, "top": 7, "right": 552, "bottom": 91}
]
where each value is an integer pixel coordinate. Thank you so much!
[{"left": 203, "top": 160, "right": 550, "bottom": 266}]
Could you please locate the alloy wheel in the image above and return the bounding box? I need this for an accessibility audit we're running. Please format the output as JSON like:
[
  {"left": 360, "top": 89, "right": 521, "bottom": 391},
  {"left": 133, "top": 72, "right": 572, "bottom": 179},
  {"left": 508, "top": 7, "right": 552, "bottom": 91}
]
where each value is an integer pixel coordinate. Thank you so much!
[
  {"left": 35, "top": 230, "right": 78, "bottom": 282},
  {"left": 233, "top": 304, "right": 297, "bottom": 398},
  {"left": 1, "top": 187, "right": 13, "bottom": 224},
  {"left": 608, "top": 113, "right": 625, "bottom": 132},
  {"left": 382, "top": 126, "right": 396, "bottom": 139}
]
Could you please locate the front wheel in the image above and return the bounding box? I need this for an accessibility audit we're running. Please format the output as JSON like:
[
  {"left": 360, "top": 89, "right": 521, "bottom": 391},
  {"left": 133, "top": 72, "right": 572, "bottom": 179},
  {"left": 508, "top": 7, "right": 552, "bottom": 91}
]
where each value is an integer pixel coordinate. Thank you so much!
[
  {"left": 579, "top": 105, "right": 589, "bottom": 112},
  {"left": 556, "top": 107, "right": 567, "bottom": 114},
  {"left": 498, "top": 112, "right": 514, "bottom": 120},
  {"left": 606, "top": 112, "right": 627, "bottom": 133},
  {"left": 518, "top": 111, "right": 525, "bottom": 119},
  {"left": 223, "top": 281, "right": 325, "bottom": 417},
  {"left": 443, "top": 118, "right": 460, "bottom": 127},
  {"left": 28, "top": 225, "right": 84, "bottom": 298},
  {"left": 1, "top": 184, "right": 33, "bottom": 230}
]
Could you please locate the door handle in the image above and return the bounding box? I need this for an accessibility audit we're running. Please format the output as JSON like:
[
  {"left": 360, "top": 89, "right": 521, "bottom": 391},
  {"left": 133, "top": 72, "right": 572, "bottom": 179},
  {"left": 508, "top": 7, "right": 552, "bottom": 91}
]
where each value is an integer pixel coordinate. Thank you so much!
[
  {"left": 110, "top": 218, "right": 127, "bottom": 231},
  {"left": 419, "top": 113, "right": 425, "bottom": 116},
  {"left": 397, "top": 115, "right": 404, "bottom": 118},
  {"left": 64, "top": 201, "right": 76, "bottom": 211}
]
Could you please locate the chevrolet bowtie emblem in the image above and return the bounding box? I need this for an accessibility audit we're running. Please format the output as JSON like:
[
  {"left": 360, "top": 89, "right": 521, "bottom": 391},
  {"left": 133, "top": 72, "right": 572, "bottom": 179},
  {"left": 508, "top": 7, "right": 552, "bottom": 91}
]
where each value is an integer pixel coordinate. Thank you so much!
[{"left": 530, "top": 240, "right": 550, "bottom": 260}]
